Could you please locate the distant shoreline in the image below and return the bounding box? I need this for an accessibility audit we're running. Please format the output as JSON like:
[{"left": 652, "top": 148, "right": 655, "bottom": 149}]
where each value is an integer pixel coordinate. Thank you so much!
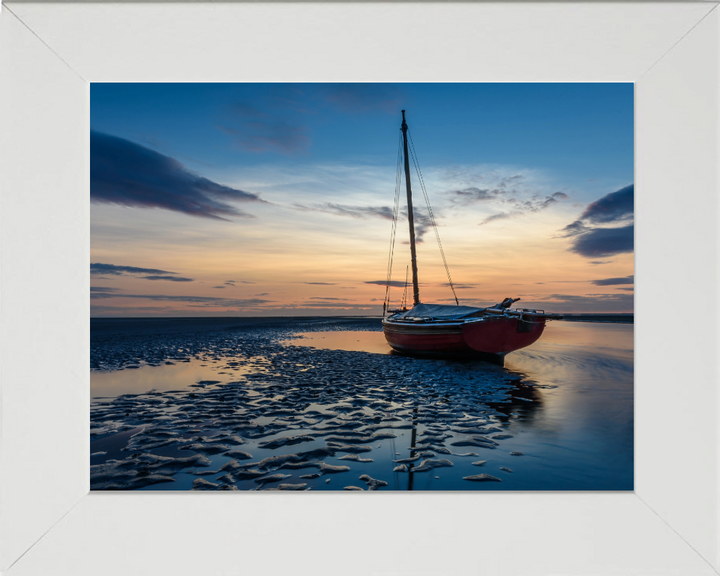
[
  {"left": 91, "top": 313, "right": 633, "bottom": 338},
  {"left": 558, "top": 314, "right": 633, "bottom": 324}
]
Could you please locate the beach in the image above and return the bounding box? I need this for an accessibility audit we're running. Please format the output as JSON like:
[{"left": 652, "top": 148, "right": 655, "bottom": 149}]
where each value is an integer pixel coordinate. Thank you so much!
[{"left": 91, "top": 316, "right": 633, "bottom": 491}]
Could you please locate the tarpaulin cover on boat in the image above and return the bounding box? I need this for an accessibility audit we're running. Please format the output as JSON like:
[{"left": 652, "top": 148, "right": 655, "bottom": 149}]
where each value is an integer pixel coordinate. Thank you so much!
[{"left": 390, "top": 303, "right": 485, "bottom": 320}]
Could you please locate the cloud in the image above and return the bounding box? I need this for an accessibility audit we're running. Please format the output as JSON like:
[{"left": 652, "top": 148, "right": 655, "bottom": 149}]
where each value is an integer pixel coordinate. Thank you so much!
[
  {"left": 569, "top": 225, "right": 634, "bottom": 258},
  {"left": 557, "top": 220, "right": 587, "bottom": 238},
  {"left": 591, "top": 275, "right": 634, "bottom": 286},
  {"left": 443, "top": 167, "right": 569, "bottom": 226},
  {"left": 91, "top": 263, "right": 176, "bottom": 276},
  {"left": 617, "top": 287, "right": 634, "bottom": 292},
  {"left": 297, "top": 300, "right": 374, "bottom": 310},
  {"left": 480, "top": 212, "right": 511, "bottom": 225},
  {"left": 90, "top": 286, "right": 121, "bottom": 293},
  {"left": 91, "top": 263, "right": 194, "bottom": 282},
  {"left": 91, "top": 305, "right": 172, "bottom": 315},
  {"left": 90, "top": 292, "right": 272, "bottom": 308},
  {"left": 304, "top": 282, "right": 337, "bottom": 286},
  {"left": 91, "top": 131, "right": 263, "bottom": 220},
  {"left": 294, "top": 203, "right": 394, "bottom": 221},
  {"left": 558, "top": 185, "right": 634, "bottom": 258},
  {"left": 293, "top": 200, "right": 434, "bottom": 242},
  {"left": 322, "top": 84, "right": 404, "bottom": 114},
  {"left": 219, "top": 100, "right": 311, "bottom": 154},
  {"left": 221, "top": 123, "right": 309, "bottom": 155},
  {"left": 225, "top": 281, "right": 236, "bottom": 286},
  {"left": 479, "top": 192, "right": 569, "bottom": 226},
  {"left": 499, "top": 292, "right": 633, "bottom": 313},
  {"left": 365, "top": 280, "right": 408, "bottom": 288},
  {"left": 437, "top": 282, "right": 476, "bottom": 289},
  {"left": 213, "top": 286, "right": 226, "bottom": 289},
  {"left": 142, "top": 275, "right": 195, "bottom": 282},
  {"left": 309, "top": 297, "right": 341, "bottom": 301},
  {"left": 580, "top": 184, "right": 634, "bottom": 225},
  {"left": 453, "top": 187, "right": 497, "bottom": 202}
]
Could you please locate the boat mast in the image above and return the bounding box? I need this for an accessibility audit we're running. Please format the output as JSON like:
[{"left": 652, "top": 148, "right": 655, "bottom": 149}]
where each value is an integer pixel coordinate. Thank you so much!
[{"left": 401, "top": 110, "right": 421, "bottom": 307}]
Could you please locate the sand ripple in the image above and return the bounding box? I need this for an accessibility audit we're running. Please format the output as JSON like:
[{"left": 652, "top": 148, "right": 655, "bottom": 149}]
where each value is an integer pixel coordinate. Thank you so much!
[{"left": 91, "top": 320, "right": 533, "bottom": 490}]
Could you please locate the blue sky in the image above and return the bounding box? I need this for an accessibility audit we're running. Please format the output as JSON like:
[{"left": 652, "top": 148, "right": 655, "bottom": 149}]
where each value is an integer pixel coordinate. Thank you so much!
[
  {"left": 90, "top": 83, "right": 634, "bottom": 316},
  {"left": 92, "top": 82, "right": 632, "bottom": 174}
]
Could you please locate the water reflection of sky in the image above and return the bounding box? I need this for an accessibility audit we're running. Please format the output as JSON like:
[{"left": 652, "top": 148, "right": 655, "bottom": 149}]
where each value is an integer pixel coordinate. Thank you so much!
[
  {"left": 91, "top": 321, "right": 633, "bottom": 491},
  {"left": 289, "top": 322, "right": 634, "bottom": 490},
  {"left": 502, "top": 323, "right": 633, "bottom": 490},
  {"left": 91, "top": 357, "right": 268, "bottom": 398}
]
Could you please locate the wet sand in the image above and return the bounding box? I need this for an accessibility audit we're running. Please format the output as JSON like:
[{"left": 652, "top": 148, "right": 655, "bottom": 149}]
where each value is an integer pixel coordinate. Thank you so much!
[{"left": 91, "top": 317, "right": 633, "bottom": 491}]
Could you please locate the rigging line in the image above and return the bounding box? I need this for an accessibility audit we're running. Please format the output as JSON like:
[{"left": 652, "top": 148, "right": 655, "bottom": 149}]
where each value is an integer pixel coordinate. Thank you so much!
[
  {"left": 408, "top": 131, "right": 460, "bottom": 306},
  {"left": 402, "top": 265, "right": 409, "bottom": 310},
  {"left": 384, "top": 132, "right": 403, "bottom": 313}
]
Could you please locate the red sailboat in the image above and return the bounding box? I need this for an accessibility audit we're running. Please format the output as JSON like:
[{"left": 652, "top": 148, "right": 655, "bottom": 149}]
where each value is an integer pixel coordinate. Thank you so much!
[{"left": 382, "top": 111, "right": 562, "bottom": 364}]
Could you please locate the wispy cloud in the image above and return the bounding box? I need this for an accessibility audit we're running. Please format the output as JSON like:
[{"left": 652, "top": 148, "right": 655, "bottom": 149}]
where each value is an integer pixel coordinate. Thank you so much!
[
  {"left": 90, "top": 292, "right": 272, "bottom": 308},
  {"left": 322, "top": 84, "right": 404, "bottom": 114},
  {"left": 91, "top": 263, "right": 195, "bottom": 283},
  {"left": 142, "top": 275, "right": 194, "bottom": 282},
  {"left": 91, "top": 305, "right": 172, "bottom": 315},
  {"left": 91, "top": 131, "right": 263, "bottom": 220},
  {"left": 482, "top": 292, "right": 634, "bottom": 313},
  {"left": 479, "top": 192, "right": 568, "bottom": 226},
  {"left": 91, "top": 263, "right": 175, "bottom": 276},
  {"left": 220, "top": 101, "right": 310, "bottom": 154},
  {"left": 437, "top": 283, "right": 476, "bottom": 289},
  {"left": 294, "top": 203, "right": 394, "bottom": 221},
  {"left": 296, "top": 300, "right": 374, "bottom": 310},
  {"left": 442, "top": 169, "right": 569, "bottom": 225},
  {"left": 591, "top": 275, "right": 634, "bottom": 286},
  {"left": 90, "top": 286, "right": 121, "bottom": 293},
  {"left": 295, "top": 201, "right": 435, "bottom": 243},
  {"left": 365, "top": 280, "right": 408, "bottom": 288}
]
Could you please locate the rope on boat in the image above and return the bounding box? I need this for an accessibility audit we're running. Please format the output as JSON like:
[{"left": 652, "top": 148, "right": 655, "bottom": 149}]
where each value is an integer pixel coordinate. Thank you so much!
[
  {"left": 401, "top": 265, "right": 409, "bottom": 310},
  {"left": 383, "top": 132, "right": 404, "bottom": 316},
  {"left": 408, "top": 131, "right": 460, "bottom": 306}
]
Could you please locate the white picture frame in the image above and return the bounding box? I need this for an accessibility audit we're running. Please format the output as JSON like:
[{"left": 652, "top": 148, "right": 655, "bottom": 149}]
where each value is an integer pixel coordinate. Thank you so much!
[{"left": 1, "top": 2, "right": 718, "bottom": 575}]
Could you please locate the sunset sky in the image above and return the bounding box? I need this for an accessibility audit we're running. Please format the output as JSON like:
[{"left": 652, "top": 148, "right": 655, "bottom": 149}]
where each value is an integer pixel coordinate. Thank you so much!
[{"left": 90, "top": 83, "right": 634, "bottom": 317}]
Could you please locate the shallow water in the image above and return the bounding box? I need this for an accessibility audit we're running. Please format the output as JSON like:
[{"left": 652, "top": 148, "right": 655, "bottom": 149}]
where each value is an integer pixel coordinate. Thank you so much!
[
  {"left": 285, "top": 331, "right": 392, "bottom": 355},
  {"left": 90, "top": 318, "right": 633, "bottom": 491}
]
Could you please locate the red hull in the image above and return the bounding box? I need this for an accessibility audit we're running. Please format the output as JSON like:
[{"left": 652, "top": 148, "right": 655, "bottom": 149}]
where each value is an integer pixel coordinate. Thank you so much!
[{"left": 383, "top": 316, "right": 546, "bottom": 356}]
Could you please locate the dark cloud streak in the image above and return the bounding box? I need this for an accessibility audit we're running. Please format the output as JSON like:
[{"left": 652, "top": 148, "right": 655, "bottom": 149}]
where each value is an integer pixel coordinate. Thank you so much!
[
  {"left": 570, "top": 225, "right": 634, "bottom": 258},
  {"left": 91, "top": 131, "right": 262, "bottom": 220},
  {"left": 142, "top": 275, "right": 194, "bottom": 282},
  {"left": 558, "top": 185, "right": 634, "bottom": 258},
  {"left": 591, "top": 275, "right": 634, "bottom": 286},
  {"left": 91, "top": 263, "right": 175, "bottom": 276}
]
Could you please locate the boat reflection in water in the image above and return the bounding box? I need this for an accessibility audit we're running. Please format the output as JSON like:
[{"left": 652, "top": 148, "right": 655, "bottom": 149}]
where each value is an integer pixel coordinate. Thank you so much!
[{"left": 291, "top": 321, "right": 633, "bottom": 491}]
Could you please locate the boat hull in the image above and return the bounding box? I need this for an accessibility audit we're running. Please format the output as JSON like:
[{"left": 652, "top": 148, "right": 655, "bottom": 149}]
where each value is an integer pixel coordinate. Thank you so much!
[
  {"left": 382, "top": 316, "right": 547, "bottom": 357},
  {"left": 382, "top": 321, "right": 468, "bottom": 354}
]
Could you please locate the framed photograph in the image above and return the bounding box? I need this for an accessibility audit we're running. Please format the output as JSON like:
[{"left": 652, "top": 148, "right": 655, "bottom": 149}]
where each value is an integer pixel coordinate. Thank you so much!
[{"left": 1, "top": 2, "right": 718, "bottom": 575}]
